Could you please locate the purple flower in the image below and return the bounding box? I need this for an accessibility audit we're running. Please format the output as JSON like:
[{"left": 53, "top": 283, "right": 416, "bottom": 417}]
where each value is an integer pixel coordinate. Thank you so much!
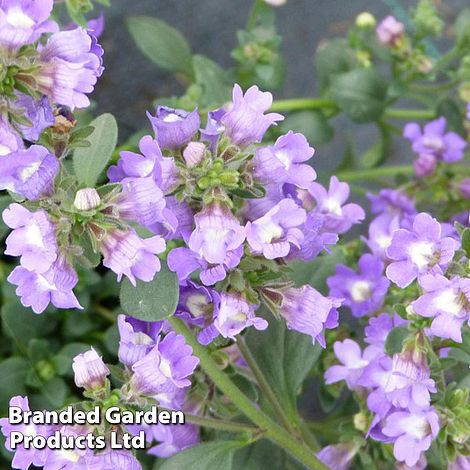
[
  {"left": 385, "top": 212, "right": 459, "bottom": 288},
  {"left": 0, "top": 116, "right": 23, "bottom": 156},
  {"left": 117, "top": 315, "right": 162, "bottom": 367},
  {"left": 308, "top": 176, "right": 365, "bottom": 234},
  {"left": 0, "top": 0, "right": 58, "bottom": 50},
  {"left": 0, "top": 396, "right": 50, "bottom": 469},
  {"left": 3, "top": 204, "right": 57, "bottom": 273},
  {"left": 449, "top": 455, "right": 470, "bottom": 470},
  {"left": 100, "top": 228, "right": 166, "bottom": 285},
  {"left": 14, "top": 93, "right": 54, "bottom": 141},
  {"left": 325, "top": 340, "right": 379, "bottom": 390},
  {"left": 376, "top": 15, "right": 405, "bottom": 46},
  {"left": 74, "top": 187, "right": 101, "bottom": 211},
  {"left": 327, "top": 254, "right": 390, "bottom": 317},
  {"left": 8, "top": 255, "right": 82, "bottom": 314},
  {"left": 37, "top": 28, "right": 104, "bottom": 109},
  {"left": 364, "top": 312, "right": 408, "bottom": 351},
  {"left": 0, "top": 145, "right": 59, "bottom": 200},
  {"left": 188, "top": 203, "right": 245, "bottom": 265},
  {"left": 414, "top": 153, "right": 437, "bottom": 178},
  {"left": 276, "top": 285, "right": 342, "bottom": 346},
  {"left": 72, "top": 347, "right": 110, "bottom": 390},
  {"left": 459, "top": 178, "right": 470, "bottom": 200},
  {"left": 131, "top": 332, "right": 199, "bottom": 396},
  {"left": 363, "top": 214, "right": 401, "bottom": 261},
  {"left": 382, "top": 408, "right": 439, "bottom": 467},
  {"left": 368, "top": 189, "right": 416, "bottom": 219},
  {"left": 200, "top": 108, "right": 226, "bottom": 152},
  {"left": 221, "top": 84, "right": 283, "bottom": 147},
  {"left": 253, "top": 131, "right": 316, "bottom": 188},
  {"left": 404, "top": 117, "right": 467, "bottom": 166},
  {"left": 183, "top": 141, "right": 206, "bottom": 168},
  {"left": 147, "top": 106, "right": 200, "bottom": 150},
  {"left": 148, "top": 423, "right": 199, "bottom": 458},
  {"left": 246, "top": 198, "right": 306, "bottom": 259},
  {"left": 87, "top": 14, "right": 105, "bottom": 38},
  {"left": 87, "top": 450, "right": 142, "bottom": 470},
  {"left": 317, "top": 443, "right": 358, "bottom": 470},
  {"left": 412, "top": 273, "right": 470, "bottom": 342},
  {"left": 199, "top": 293, "right": 267, "bottom": 344}
]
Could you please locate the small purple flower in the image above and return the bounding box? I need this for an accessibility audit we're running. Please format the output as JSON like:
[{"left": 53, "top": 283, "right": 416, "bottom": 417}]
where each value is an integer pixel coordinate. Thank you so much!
[
  {"left": 449, "top": 455, "right": 470, "bottom": 470},
  {"left": 221, "top": 84, "right": 283, "bottom": 147},
  {"left": 87, "top": 450, "right": 142, "bottom": 470},
  {"left": 246, "top": 198, "right": 306, "bottom": 259},
  {"left": 87, "top": 14, "right": 105, "bottom": 38},
  {"left": 364, "top": 312, "right": 408, "bottom": 351},
  {"left": 381, "top": 408, "right": 439, "bottom": 467},
  {"left": 148, "top": 423, "right": 199, "bottom": 458},
  {"left": 0, "top": 116, "right": 23, "bottom": 156},
  {"left": 317, "top": 443, "right": 358, "bottom": 470},
  {"left": 117, "top": 315, "right": 162, "bottom": 367},
  {"left": 200, "top": 108, "right": 226, "bottom": 152},
  {"left": 412, "top": 273, "right": 470, "bottom": 342},
  {"left": 277, "top": 285, "right": 342, "bottom": 346},
  {"left": 131, "top": 332, "right": 199, "bottom": 396},
  {"left": 0, "top": 0, "right": 58, "bottom": 50},
  {"left": 414, "top": 153, "right": 437, "bottom": 178},
  {"left": 199, "top": 293, "right": 267, "bottom": 344},
  {"left": 8, "top": 255, "right": 82, "bottom": 314},
  {"left": 72, "top": 347, "right": 110, "bottom": 390},
  {"left": 37, "top": 28, "right": 104, "bottom": 109},
  {"left": 14, "top": 93, "right": 54, "bottom": 141},
  {"left": 308, "top": 176, "right": 365, "bottom": 234},
  {"left": 376, "top": 15, "right": 405, "bottom": 46},
  {"left": 386, "top": 212, "right": 459, "bottom": 288},
  {"left": 0, "top": 396, "right": 50, "bottom": 469},
  {"left": 3, "top": 204, "right": 57, "bottom": 273},
  {"left": 325, "top": 340, "right": 378, "bottom": 390},
  {"left": 253, "top": 131, "right": 316, "bottom": 188},
  {"left": 147, "top": 106, "right": 200, "bottom": 150},
  {"left": 459, "top": 178, "right": 470, "bottom": 200},
  {"left": 100, "top": 228, "right": 166, "bottom": 285},
  {"left": 363, "top": 214, "right": 401, "bottom": 261},
  {"left": 188, "top": 203, "right": 245, "bottom": 265},
  {"left": 0, "top": 145, "right": 59, "bottom": 200},
  {"left": 368, "top": 189, "right": 416, "bottom": 219},
  {"left": 404, "top": 117, "right": 467, "bottom": 166},
  {"left": 327, "top": 254, "right": 390, "bottom": 317},
  {"left": 183, "top": 141, "right": 206, "bottom": 168}
]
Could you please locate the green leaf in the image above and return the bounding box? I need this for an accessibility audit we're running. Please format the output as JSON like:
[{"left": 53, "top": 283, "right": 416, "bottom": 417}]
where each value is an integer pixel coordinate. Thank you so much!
[
  {"left": 385, "top": 326, "right": 409, "bottom": 355},
  {"left": 127, "top": 16, "right": 193, "bottom": 76},
  {"left": 461, "top": 229, "right": 470, "bottom": 258},
  {"left": 0, "top": 357, "right": 28, "bottom": 408},
  {"left": 159, "top": 441, "right": 245, "bottom": 470},
  {"left": 42, "top": 377, "right": 68, "bottom": 408},
  {"left": 360, "top": 124, "right": 391, "bottom": 169},
  {"left": 73, "top": 113, "right": 118, "bottom": 187},
  {"left": 193, "top": 55, "right": 231, "bottom": 107},
  {"left": 0, "top": 194, "right": 12, "bottom": 239},
  {"left": 233, "top": 440, "right": 292, "bottom": 470},
  {"left": 120, "top": 263, "right": 179, "bottom": 321},
  {"left": 436, "top": 97, "right": 465, "bottom": 135},
  {"left": 279, "top": 111, "right": 334, "bottom": 146},
  {"left": 245, "top": 307, "right": 322, "bottom": 419},
  {"left": 330, "top": 68, "right": 388, "bottom": 123}
]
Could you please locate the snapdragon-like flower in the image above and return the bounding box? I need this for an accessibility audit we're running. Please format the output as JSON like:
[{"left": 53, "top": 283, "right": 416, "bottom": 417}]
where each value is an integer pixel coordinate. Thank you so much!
[
  {"left": 220, "top": 84, "right": 283, "bottom": 147},
  {"left": 308, "top": 176, "right": 365, "bottom": 233},
  {"left": 403, "top": 118, "right": 467, "bottom": 176},
  {"left": 100, "top": 228, "right": 166, "bottom": 286},
  {"left": 147, "top": 106, "right": 200, "bottom": 150},
  {"left": 386, "top": 212, "right": 458, "bottom": 288},
  {"left": 276, "top": 285, "right": 342, "bottom": 346},
  {"left": 246, "top": 198, "right": 306, "bottom": 259},
  {"left": 327, "top": 254, "right": 390, "bottom": 317},
  {"left": 199, "top": 293, "right": 267, "bottom": 344},
  {"left": 412, "top": 273, "right": 470, "bottom": 342},
  {"left": 37, "top": 28, "right": 104, "bottom": 109},
  {"left": 253, "top": 131, "right": 316, "bottom": 188},
  {"left": 376, "top": 15, "right": 405, "bottom": 46},
  {"left": 381, "top": 408, "right": 439, "bottom": 467},
  {"left": 0, "top": 145, "right": 59, "bottom": 200},
  {"left": 72, "top": 347, "right": 110, "bottom": 390}
]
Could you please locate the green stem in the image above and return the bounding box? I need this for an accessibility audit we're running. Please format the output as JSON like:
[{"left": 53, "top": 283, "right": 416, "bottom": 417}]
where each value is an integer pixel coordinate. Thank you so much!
[
  {"left": 270, "top": 98, "right": 338, "bottom": 113},
  {"left": 247, "top": 0, "right": 264, "bottom": 31},
  {"left": 384, "top": 108, "right": 436, "bottom": 120},
  {"left": 336, "top": 165, "right": 414, "bottom": 181},
  {"left": 169, "top": 317, "right": 327, "bottom": 470},
  {"left": 237, "top": 337, "right": 297, "bottom": 435}
]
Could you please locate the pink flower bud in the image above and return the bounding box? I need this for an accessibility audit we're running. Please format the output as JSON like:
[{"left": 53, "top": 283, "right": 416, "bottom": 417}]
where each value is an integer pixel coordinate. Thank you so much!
[
  {"left": 183, "top": 141, "right": 206, "bottom": 168},
  {"left": 74, "top": 188, "right": 101, "bottom": 210},
  {"left": 72, "top": 347, "right": 110, "bottom": 390},
  {"left": 376, "top": 15, "right": 405, "bottom": 47},
  {"left": 414, "top": 154, "right": 436, "bottom": 178}
]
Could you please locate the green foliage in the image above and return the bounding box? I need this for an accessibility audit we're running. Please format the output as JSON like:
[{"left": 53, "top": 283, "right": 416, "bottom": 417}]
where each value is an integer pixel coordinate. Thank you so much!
[
  {"left": 279, "top": 111, "right": 334, "bottom": 146},
  {"left": 73, "top": 113, "right": 118, "bottom": 187},
  {"left": 384, "top": 327, "right": 409, "bottom": 356},
  {"left": 193, "top": 55, "right": 231, "bottom": 107},
  {"left": 127, "top": 16, "right": 194, "bottom": 77}
]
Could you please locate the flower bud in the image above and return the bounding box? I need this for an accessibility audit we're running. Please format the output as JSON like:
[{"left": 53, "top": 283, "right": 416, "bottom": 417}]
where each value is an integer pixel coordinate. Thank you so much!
[
  {"left": 356, "top": 12, "right": 376, "bottom": 28},
  {"left": 183, "top": 141, "right": 206, "bottom": 168},
  {"left": 74, "top": 188, "right": 101, "bottom": 210},
  {"left": 413, "top": 153, "right": 436, "bottom": 178},
  {"left": 376, "top": 16, "right": 405, "bottom": 47},
  {"left": 459, "top": 178, "right": 470, "bottom": 200},
  {"left": 264, "top": 0, "right": 286, "bottom": 6},
  {"left": 72, "top": 347, "right": 110, "bottom": 390}
]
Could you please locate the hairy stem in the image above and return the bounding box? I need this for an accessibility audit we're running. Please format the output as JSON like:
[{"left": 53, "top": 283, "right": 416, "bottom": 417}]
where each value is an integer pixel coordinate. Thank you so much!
[{"left": 169, "top": 317, "right": 327, "bottom": 469}]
